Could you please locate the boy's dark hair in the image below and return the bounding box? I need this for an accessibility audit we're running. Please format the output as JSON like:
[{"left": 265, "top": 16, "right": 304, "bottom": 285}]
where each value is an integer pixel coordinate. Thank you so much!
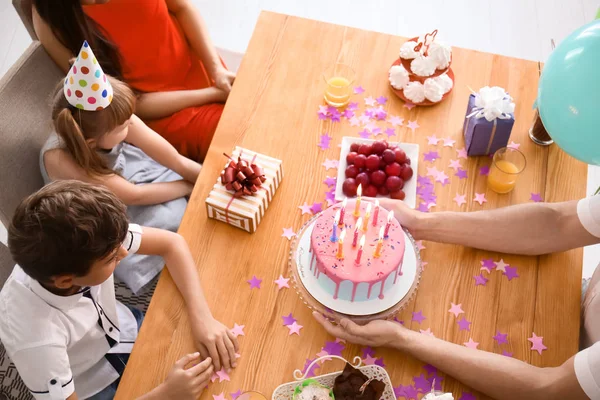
[{"left": 8, "top": 180, "right": 129, "bottom": 282}]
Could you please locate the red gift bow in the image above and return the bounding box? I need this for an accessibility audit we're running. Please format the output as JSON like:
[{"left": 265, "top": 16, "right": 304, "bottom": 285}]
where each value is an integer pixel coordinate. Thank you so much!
[{"left": 220, "top": 152, "right": 267, "bottom": 224}]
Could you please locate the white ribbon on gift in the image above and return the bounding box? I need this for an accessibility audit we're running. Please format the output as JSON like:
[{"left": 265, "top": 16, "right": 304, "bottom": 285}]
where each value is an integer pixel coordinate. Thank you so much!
[{"left": 466, "top": 86, "right": 515, "bottom": 122}]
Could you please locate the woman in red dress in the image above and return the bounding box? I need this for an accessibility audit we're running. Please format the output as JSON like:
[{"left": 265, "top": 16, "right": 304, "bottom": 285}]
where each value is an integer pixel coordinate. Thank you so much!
[{"left": 33, "top": 0, "right": 235, "bottom": 162}]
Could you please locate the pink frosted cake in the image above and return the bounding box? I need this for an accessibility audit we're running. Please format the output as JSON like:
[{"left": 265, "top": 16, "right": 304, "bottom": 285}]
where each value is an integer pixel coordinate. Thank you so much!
[{"left": 309, "top": 201, "right": 405, "bottom": 302}]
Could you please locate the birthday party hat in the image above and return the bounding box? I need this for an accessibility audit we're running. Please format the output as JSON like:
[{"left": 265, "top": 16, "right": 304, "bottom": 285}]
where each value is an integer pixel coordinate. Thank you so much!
[{"left": 63, "top": 41, "right": 113, "bottom": 110}]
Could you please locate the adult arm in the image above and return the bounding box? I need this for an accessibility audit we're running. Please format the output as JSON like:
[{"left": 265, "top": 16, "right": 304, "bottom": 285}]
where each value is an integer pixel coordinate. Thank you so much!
[{"left": 380, "top": 199, "right": 600, "bottom": 256}]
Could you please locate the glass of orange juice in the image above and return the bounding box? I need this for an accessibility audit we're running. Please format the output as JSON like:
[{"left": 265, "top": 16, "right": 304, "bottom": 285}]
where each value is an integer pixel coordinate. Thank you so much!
[
  {"left": 238, "top": 391, "right": 267, "bottom": 400},
  {"left": 323, "top": 63, "right": 355, "bottom": 108},
  {"left": 487, "top": 147, "right": 526, "bottom": 194}
]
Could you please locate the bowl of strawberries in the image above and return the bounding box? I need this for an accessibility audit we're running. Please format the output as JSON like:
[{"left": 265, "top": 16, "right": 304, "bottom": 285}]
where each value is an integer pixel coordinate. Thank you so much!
[{"left": 335, "top": 137, "right": 419, "bottom": 208}]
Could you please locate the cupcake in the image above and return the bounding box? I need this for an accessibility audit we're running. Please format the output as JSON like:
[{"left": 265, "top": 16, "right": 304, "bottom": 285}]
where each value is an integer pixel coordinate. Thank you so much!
[{"left": 293, "top": 379, "right": 334, "bottom": 400}]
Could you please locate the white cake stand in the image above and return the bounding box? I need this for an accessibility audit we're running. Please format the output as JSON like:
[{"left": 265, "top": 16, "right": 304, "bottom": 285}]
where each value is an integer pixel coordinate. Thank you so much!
[{"left": 289, "top": 213, "right": 422, "bottom": 323}]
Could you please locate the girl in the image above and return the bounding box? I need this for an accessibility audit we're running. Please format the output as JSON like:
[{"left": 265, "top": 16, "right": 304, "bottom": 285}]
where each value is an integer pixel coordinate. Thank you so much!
[
  {"left": 33, "top": 0, "right": 234, "bottom": 162},
  {"left": 40, "top": 41, "right": 201, "bottom": 293}
]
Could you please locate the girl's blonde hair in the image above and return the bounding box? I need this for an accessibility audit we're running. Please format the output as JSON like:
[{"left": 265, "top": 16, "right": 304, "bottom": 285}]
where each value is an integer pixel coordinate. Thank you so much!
[{"left": 51, "top": 76, "right": 136, "bottom": 176}]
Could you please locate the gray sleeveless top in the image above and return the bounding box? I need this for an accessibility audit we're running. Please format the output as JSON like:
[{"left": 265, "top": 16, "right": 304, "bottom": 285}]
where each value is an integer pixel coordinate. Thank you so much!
[{"left": 40, "top": 133, "right": 187, "bottom": 293}]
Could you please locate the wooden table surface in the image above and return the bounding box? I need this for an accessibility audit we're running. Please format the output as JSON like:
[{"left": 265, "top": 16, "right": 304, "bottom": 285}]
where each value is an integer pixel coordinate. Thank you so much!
[{"left": 116, "top": 12, "right": 587, "bottom": 400}]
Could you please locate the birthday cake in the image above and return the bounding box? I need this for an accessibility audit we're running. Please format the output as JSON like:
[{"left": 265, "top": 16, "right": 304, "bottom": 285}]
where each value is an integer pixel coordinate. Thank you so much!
[{"left": 308, "top": 200, "right": 405, "bottom": 302}]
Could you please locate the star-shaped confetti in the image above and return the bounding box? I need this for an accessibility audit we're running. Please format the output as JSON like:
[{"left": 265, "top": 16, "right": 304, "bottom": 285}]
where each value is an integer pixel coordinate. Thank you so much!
[
  {"left": 371, "top": 127, "right": 382, "bottom": 135},
  {"left": 434, "top": 171, "right": 449, "bottom": 183},
  {"left": 231, "top": 323, "right": 245, "bottom": 337},
  {"left": 384, "top": 127, "right": 396, "bottom": 138},
  {"left": 282, "top": 227, "right": 296, "bottom": 240},
  {"left": 464, "top": 338, "right": 479, "bottom": 349},
  {"left": 481, "top": 258, "right": 496, "bottom": 270},
  {"left": 473, "top": 193, "right": 487, "bottom": 205},
  {"left": 323, "top": 340, "right": 345, "bottom": 356},
  {"left": 354, "top": 86, "right": 365, "bottom": 94},
  {"left": 493, "top": 331, "right": 508, "bottom": 345},
  {"left": 318, "top": 105, "right": 329, "bottom": 114},
  {"left": 457, "top": 147, "right": 468, "bottom": 159},
  {"left": 503, "top": 266, "right": 519, "bottom": 281},
  {"left": 343, "top": 109, "right": 354, "bottom": 119},
  {"left": 349, "top": 116, "right": 361, "bottom": 127},
  {"left": 215, "top": 368, "right": 230, "bottom": 382},
  {"left": 274, "top": 275, "right": 290, "bottom": 290},
  {"left": 443, "top": 137, "right": 456, "bottom": 147},
  {"left": 247, "top": 276, "right": 262, "bottom": 289},
  {"left": 420, "top": 328, "right": 435, "bottom": 337},
  {"left": 459, "top": 392, "right": 477, "bottom": 400},
  {"left": 358, "top": 129, "right": 370, "bottom": 139},
  {"left": 303, "top": 358, "right": 320, "bottom": 378},
  {"left": 347, "top": 102, "right": 359, "bottom": 111},
  {"left": 426, "top": 166, "right": 441, "bottom": 178},
  {"left": 364, "top": 121, "right": 378, "bottom": 132},
  {"left": 449, "top": 159, "right": 462, "bottom": 170},
  {"left": 365, "top": 96, "right": 376, "bottom": 106},
  {"left": 424, "top": 364, "right": 438, "bottom": 376},
  {"left": 507, "top": 141, "right": 521, "bottom": 150},
  {"left": 388, "top": 115, "right": 404, "bottom": 127},
  {"left": 474, "top": 273, "right": 489, "bottom": 286},
  {"left": 530, "top": 193, "right": 543, "bottom": 202},
  {"left": 427, "top": 135, "right": 440, "bottom": 146},
  {"left": 376, "top": 96, "right": 387, "bottom": 105},
  {"left": 417, "top": 203, "right": 430, "bottom": 213},
  {"left": 322, "top": 159, "right": 339, "bottom": 170},
  {"left": 213, "top": 393, "right": 226, "bottom": 400},
  {"left": 495, "top": 259, "right": 509, "bottom": 273},
  {"left": 287, "top": 321, "right": 303, "bottom": 335},
  {"left": 310, "top": 202, "right": 323, "bottom": 214},
  {"left": 479, "top": 165, "right": 490, "bottom": 176},
  {"left": 415, "top": 240, "right": 426, "bottom": 251},
  {"left": 282, "top": 313, "right": 296, "bottom": 326},
  {"left": 362, "top": 346, "right": 376, "bottom": 358},
  {"left": 412, "top": 311, "right": 426, "bottom": 324},
  {"left": 404, "top": 102, "right": 416, "bottom": 110},
  {"left": 298, "top": 202, "right": 312, "bottom": 215},
  {"left": 454, "top": 193, "right": 467, "bottom": 207},
  {"left": 318, "top": 133, "right": 332, "bottom": 150},
  {"left": 457, "top": 317, "right": 472, "bottom": 331},
  {"left": 231, "top": 390, "right": 243, "bottom": 400},
  {"left": 449, "top": 303, "right": 464, "bottom": 318},
  {"left": 323, "top": 176, "right": 337, "bottom": 188},
  {"left": 502, "top": 350, "right": 513, "bottom": 357},
  {"left": 528, "top": 333, "right": 547, "bottom": 355},
  {"left": 407, "top": 120, "right": 420, "bottom": 133},
  {"left": 455, "top": 169, "right": 468, "bottom": 179},
  {"left": 330, "top": 111, "right": 341, "bottom": 123},
  {"left": 423, "top": 151, "right": 439, "bottom": 163}
]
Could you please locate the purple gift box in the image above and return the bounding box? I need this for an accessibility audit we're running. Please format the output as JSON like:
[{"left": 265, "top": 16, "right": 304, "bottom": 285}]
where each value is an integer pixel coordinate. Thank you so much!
[{"left": 463, "top": 94, "right": 514, "bottom": 156}]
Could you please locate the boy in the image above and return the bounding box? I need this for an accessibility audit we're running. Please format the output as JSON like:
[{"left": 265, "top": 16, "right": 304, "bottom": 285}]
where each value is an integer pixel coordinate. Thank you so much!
[{"left": 0, "top": 180, "right": 238, "bottom": 399}]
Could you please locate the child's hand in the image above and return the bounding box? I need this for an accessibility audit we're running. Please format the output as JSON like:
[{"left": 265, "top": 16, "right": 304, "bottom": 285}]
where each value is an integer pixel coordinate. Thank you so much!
[
  {"left": 161, "top": 353, "right": 213, "bottom": 400},
  {"left": 191, "top": 317, "right": 239, "bottom": 372}
]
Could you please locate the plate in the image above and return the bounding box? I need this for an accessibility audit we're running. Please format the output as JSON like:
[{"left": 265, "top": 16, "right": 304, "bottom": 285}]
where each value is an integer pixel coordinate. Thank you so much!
[{"left": 335, "top": 137, "right": 419, "bottom": 208}]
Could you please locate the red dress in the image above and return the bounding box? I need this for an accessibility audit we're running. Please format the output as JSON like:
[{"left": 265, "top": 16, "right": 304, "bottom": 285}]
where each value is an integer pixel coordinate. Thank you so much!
[{"left": 84, "top": 0, "right": 223, "bottom": 162}]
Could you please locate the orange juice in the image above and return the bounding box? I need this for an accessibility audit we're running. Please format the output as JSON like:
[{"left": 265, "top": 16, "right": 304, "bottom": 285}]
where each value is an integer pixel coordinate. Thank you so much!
[
  {"left": 487, "top": 160, "right": 520, "bottom": 193},
  {"left": 324, "top": 76, "right": 351, "bottom": 107}
]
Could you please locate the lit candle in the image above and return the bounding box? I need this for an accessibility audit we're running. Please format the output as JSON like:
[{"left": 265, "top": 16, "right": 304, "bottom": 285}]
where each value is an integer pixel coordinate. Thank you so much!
[
  {"left": 338, "top": 198, "right": 347, "bottom": 227},
  {"left": 373, "top": 227, "right": 384, "bottom": 258},
  {"left": 372, "top": 199, "right": 380, "bottom": 226},
  {"left": 336, "top": 229, "right": 346, "bottom": 259},
  {"left": 362, "top": 203, "right": 372, "bottom": 232},
  {"left": 355, "top": 235, "right": 366, "bottom": 264},
  {"left": 330, "top": 210, "right": 340, "bottom": 242},
  {"left": 353, "top": 185, "right": 362, "bottom": 217},
  {"left": 384, "top": 211, "right": 394, "bottom": 238},
  {"left": 352, "top": 217, "right": 363, "bottom": 247}
]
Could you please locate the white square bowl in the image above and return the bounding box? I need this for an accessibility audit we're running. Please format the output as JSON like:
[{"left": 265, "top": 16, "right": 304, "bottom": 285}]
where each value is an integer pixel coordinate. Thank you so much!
[{"left": 335, "top": 136, "right": 419, "bottom": 208}]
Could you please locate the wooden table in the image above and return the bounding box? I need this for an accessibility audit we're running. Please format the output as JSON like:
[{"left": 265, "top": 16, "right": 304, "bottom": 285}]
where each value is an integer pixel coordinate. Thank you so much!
[{"left": 116, "top": 12, "right": 587, "bottom": 400}]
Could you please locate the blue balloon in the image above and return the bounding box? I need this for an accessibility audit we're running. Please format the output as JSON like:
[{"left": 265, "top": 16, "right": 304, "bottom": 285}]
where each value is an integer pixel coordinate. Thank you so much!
[{"left": 537, "top": 20, "right": 600, "bottom": 165}]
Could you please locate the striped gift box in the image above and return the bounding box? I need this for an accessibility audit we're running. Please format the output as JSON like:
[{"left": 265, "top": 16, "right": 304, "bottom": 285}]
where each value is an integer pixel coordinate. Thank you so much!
[{"left": 206, "top": 147, "right": 283, "bottom": 233}]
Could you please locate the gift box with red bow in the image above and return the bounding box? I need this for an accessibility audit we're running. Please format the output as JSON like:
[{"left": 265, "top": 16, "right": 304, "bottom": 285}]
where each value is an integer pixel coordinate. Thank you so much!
[{"left": 206, "top": 147, "right": 283, "bottom": 233}]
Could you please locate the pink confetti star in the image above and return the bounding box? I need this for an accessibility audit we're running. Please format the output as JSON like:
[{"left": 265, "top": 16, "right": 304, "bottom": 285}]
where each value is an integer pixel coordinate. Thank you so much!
[
  {"left": 503, "top": 265, "right": 519, "bottom": 281},
  {"left": 349, "top": 116, "right": 360, "bottom": 127},
  {"left": 322, "top": 159, "right": 339, "bottom": 170},
  {"left": 347, "top": 102, "right": 359, "bottom": 111},
  {"left": 507, "top": 141, "right": 521, "bottom": 150},
  {"left": 318, "top": 133, "right": 332, "bottom": 150},
  {"left": 449, "top": 159, "right": 462, "bottom": 170},
  {"left": 407, "top": 120, "right": 420, "bottom": 133},
  {"left": 464, "top": 338, "right": 479, "bottom": 349},
  {"left": 427, "top": 202, "right": 436, "bottom": 210},
  {"left": 474, "top": 273, "right": 489, "bottom": 286},
  {"left": 359, "top": 115, "right": 371, "bottom": 125},
  {"left": 318, "top": 105, "right": 329, "bottom": 115},
  {"left": 298, "top": 202, "right": 312, "bottom": 215},
  {"left": 404, "top": 102, "right": 416, "bottom": 110},
  {"left": 363, "top": 354, "right": 378, "bottom": 365},
  {"left": 303, "top": 358, "right": 320, "bottom": 378},
  {"left": 358, "top": 129, "right": 371, "bottom": 139},
  {"left": 502, "top": 350, "right": 513, "bottom": 357},
  {"left": 412, "top": 311, "right": 426, "bottom": 324},
  {"left": 376, "top": 96, "right": 387, "bottom": 105},
  {"left": 384, "top": 127, "right": 396, "bottom": 138},
  {"left": 457, "top": 147, "right": 468, "bottom": 159},
  {"left": 342, "top": 109, "right": 354, "bottom": 119},
  {"left": 455, "top": 169, "right": 468, "bottom": 179},
  {"left": 473, "top": 193, "right": 487, "bottom": 205},
  {"left": 454, "top": 193, "right": 467, "bottom": 207},
  {"left": 310, "top": 202, "right": 323, "bottom": 214},
  {"left": 365, "top": 96, "right": 376, "bottom": 106},
  {"left": 426, "top": 166, "right": 441, "bottom": 178},
  {"left": 287, "top": 321, "right": 303, "bottom": 336},
  {"left": 231, "top": 323, "right": 245, "bottom": 337},
  {"left": 495, "top": 259, "right": 509, "bottom": 273},
  {"left": 216, "top": 368, "right": 231, "bottom": 382},
  {"left": 415, "top": 240, "right": 426, "bottom": 251},
  {"left": 443, "top": 137, "right": 456, "bottom": 147},
  {"left": 457, "top": 317, "right": 472, "bottom": 331},
  {"left": 434, "top": 171, "right": 449, "bottom": 183},
  {"left": 354, "top": 86, "right": 365, "bottom": 94},
  {"left": 282, "top": 313, "right": 296, "bottom": 325},
  {"left": 323, "top": 176, "right": 337, "bottom": 187},
  {"left": 282, "top": 227, "right": 296, "bottom": 240},
  {"left": 423, "top": 151, "right": 439, "bottom": 163},
  {"left": 247, "top": 276, "right": 262, "bottom": 289},
  {"left": 417, "top": 203, "right": 429, "bottom": 212},
  {"left": 231, "top": 390, "right": 243, "bottom": 400},
  {"left": 530, "top": 193, "right": 543, "bottom": 202},
  {"left": 426, "top": 135, "right": 440, "bottom": 146},
  {"left": 420, "top": 328, "right": 435, "bottom": 337},
  {"left": 479, "top": 165, "right": 490, "bottom": 176},
  {"left": 213, "top": 393, "right": 227, "bottom": 400},
  {"left": 528, "top": 333, "right": 547, "bottom": 355},
  {"left": 388, "top": 115, "right": 404, "bottom": 126},
  {"left": 449, "top": 302, "right": 464, "bottom": 318},
  {"left": 493, "top": 331, "right": 509, "bottom": 345},
  {"left": 274, "top": 275, "right": 290, "bottom": 290},
  {"left": 364, "top": 121, "right": 378, "bottom": 132}
]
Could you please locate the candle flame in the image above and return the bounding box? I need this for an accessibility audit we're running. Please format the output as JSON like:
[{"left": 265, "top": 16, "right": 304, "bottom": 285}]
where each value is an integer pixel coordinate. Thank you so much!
[
  {"left": 342, "top": 197, "right": 347, "bottom": 207},
  {"left": 379, "top": 226, "right": 384, "bottom": 240},
  {"left": 357, "top": 184, "right": 362, "bottom": 197},
  {"left": 366, "top": 202, "right": 372, "bottom": 214},
  {"left": 375, "top": 199, "right": 379, "bottom": 208},
  {"left": 339, "top": 229, "right": 346, "bottom": 243},
  {"left": 355, "top": 217, "right": 363, "bottom": 231},
  {"left": 359, "top": 235, "right": 366, "bottom": 248},
  {"left": 388, "top": 210, "right": 394, "bottom": 222},
  {"left": 334, "top": 209, "right": 341, "bottom": 224}
]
